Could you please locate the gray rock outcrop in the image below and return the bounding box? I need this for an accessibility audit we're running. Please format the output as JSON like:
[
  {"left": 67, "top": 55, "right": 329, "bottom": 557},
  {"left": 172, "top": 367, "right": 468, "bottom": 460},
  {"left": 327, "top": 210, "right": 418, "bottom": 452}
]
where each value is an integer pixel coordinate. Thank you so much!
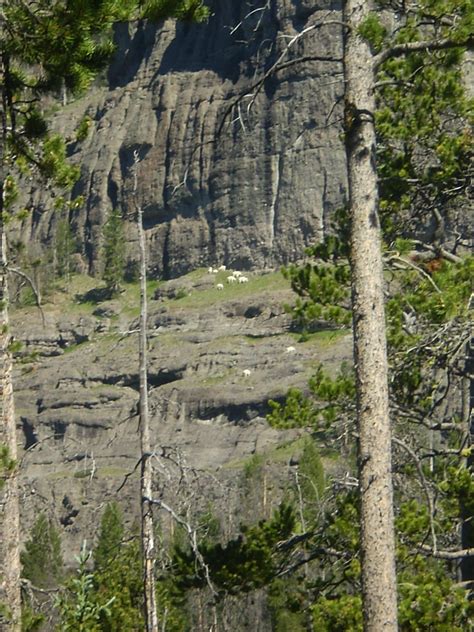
[
  {"left": 19, "top": 0, "right": 346, "bottom": 278},
  {"left": 13, "top": 269, "right": 352, "bottom": 560}
]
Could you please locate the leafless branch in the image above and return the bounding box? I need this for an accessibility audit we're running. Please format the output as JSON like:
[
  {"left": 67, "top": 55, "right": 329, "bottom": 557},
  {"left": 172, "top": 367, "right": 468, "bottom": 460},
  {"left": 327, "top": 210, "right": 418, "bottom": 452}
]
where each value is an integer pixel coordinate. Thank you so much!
[
  {"left": 374, "top": 35, "right": 474, "bottom": 69},
  {"left": 18, "top": 434, "right": 55, "bottom": 469},
  {"left": 392, "top": 436, "right": 437, "bottom": 554},
  {"left": 415, "top": 544, "right": 474, "bottom": 560},
  {"left": 20, "top": 578, "right": 59, "bottom": 595},
  {"left": 7, "top": 264, "right": 44, "bottom": 325},
  {"left": 116, "top": 454, "right": 145, "bottom": 493},
  {"left": 146, "top": 496, "right": 218, "bottom": 597},
  {"left": 218, "top": 18, "right": 345, "bottom": 136},
  {"left": 229, "top": 2, "right": 270, "bottom": 36},
  {"left": 409, "top": 239, "right": 463, "bottom": 264},
  {"left": 386, "top": 254, "right": 441, "bottom": 293}
]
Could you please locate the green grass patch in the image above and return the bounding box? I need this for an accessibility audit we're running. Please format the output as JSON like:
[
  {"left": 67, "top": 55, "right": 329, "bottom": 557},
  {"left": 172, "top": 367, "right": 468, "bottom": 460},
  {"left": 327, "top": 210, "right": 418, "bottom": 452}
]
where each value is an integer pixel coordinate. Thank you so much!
[
  {"left": 268, "top": 436, "right": 309, "bottom": 462},
  {"left": 149, "top": 332, "right": 179, "bottom": 348},
  {"left": 97, "top": 466, "right": 133, "bottom": 478},
  {"left": 180, "top": 267, "right": 208, "bottom": 281},
  {"left": 73, "top": 469, "right": 93, "bottom": 479},
  {"left": 58, "top": 274, "right": 98, "bottom": 296},
  {"left": 62, "top": 339, "right": 91, "bottom": 354},
  {"left": 45, "top": 469, "right": 72, "bottom": 480},
  {"left": 114, "top": 279, "right": 161, "bottom": 317},
  {"left": 167, "top": 271, "right": 290, "bottom": 309},
  {"left": 92, "top": 331, "right": 135, "bottom": 357},
  {"left": 199, "top": 372, "right": 232, "bottom": 386},
  {"left": 224, "top": 437, "right": 308, "bottom": 470},
  {"left": 293, "top": 328, "right": 351, "bottom": 346},
  {"left": 122, "top": 278, "right": 161, "bottom": 300}
]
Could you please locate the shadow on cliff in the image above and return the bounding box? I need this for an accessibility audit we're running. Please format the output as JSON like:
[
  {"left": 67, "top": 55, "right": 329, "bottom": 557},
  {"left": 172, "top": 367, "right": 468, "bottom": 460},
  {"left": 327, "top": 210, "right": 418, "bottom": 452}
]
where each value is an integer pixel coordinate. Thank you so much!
[
  {"left": 107, "top": 10, "right": 268, "bottom": 89},
  {"left": 108, "top": 21, "right": 159, "bottom": 87},
  {"left": 75, "top": 287, "right": 117, "bottom": 304},
  {"left": 154, "top": 20, "right": 245, "bottom": 84}
]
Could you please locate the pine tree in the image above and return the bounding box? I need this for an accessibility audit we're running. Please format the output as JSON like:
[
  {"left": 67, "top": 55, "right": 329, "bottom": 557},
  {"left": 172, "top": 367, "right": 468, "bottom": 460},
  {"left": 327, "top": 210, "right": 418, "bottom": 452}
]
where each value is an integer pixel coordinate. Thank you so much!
[
  {"left": 269, "top": 5, "right": 473, "bottom": 629},
  {"left": 0, "top": 1, "right": 140, "bottom": 624},
  {"left": 56, "top": 544, "right": 115, "bottom": 632},
  {"left": 93, "top": 503, "right": 144, "bottom": 631},
  {"left": 55, "top": 217, "right": 76, "bottom": 282},
  {"left": 343, "top": 3, "right": 398, "bottom": 627},
  {"left": 102, "top": 208, "right": 125, "bottom": 295},
  {"left": 21, "top": 513, "right": 63, "bottom": 589},
  {"left": 266, "top": 2, "right": 473, "bottom": 628},
  {"left": 0, "top": 2, "right": 209, "bottom": 627}
]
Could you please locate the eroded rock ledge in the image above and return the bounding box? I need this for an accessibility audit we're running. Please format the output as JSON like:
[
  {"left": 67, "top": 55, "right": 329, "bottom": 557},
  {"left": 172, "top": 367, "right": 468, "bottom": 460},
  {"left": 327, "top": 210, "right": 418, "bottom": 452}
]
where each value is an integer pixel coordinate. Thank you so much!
[{"left": 14, "top": 269, "right": 351, "bottom": 558}]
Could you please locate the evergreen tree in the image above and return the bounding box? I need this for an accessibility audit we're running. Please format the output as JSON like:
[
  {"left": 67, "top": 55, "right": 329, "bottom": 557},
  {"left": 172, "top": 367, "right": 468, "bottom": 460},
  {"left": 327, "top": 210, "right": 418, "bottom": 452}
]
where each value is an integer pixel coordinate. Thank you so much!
[
  {"left": 93, "top": 502, "right": 144, "bottom": 631},
  {"left": 0, "top": 2, "right": 208, "bottom": 627},
  {"left": 268, "top": 1, "right": 474, "bottom": 626},
  {"left": 102, "top": 209, "right": 125, "bottom": 295},
  {"left": 55, "top": 217, "right": 76, "bottom": 282},
  {"left": 56, "top": 544, "right": 115, "bottom": 632},
  {"left": 0, "top": 2, "right": 139, "bottom": 626},
  {"left": 21, "top": 513, "right": 63, "bottom": 589},
  {"left": 93, "top": 502, "right": 125, "bottom": 571}
]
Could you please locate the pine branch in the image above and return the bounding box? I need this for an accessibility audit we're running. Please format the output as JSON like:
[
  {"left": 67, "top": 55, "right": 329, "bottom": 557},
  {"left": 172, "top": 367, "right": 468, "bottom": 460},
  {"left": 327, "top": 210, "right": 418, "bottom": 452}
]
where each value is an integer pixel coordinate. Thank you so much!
[
  {"left": 416, "top": 544, "right": 474, "bottom": 560},
  {"left": 374, "top": 35, "right": 474, "bottom": 69},
  {"left": 392, "top": 436, "right": 437, "bottom": 554}
]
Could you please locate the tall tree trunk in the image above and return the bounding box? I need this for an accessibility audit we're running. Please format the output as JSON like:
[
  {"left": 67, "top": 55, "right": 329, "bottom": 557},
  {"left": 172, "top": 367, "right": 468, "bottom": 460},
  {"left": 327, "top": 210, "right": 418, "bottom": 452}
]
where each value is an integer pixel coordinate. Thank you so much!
[
  {"left": 343, "top": 1, "right": 398, "bottom": 630},
  {"left": 0, "top": 185, "right": 22, "bottom": 631},
  {"left": 460, "top": 320, "right": 473, "bottom": 583},
  {"left": 1, "top": 50, "right": 22, "bottom": 631},
  {"left": 135, "top": 157, "right": 159, "bottom": 632}
]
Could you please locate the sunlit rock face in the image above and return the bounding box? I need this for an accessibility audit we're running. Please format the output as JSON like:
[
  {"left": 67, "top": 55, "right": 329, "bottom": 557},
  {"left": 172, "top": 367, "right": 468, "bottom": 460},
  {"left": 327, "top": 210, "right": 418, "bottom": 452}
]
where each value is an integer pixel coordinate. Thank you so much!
[{"left": 21, "top": 0, "right": 346, "bottom": 278}]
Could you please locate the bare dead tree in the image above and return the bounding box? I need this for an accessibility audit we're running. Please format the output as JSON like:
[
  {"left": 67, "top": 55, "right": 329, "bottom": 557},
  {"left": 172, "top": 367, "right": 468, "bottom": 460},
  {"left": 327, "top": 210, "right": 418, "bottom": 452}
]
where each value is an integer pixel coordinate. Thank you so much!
[{"left": 132, "top": 149, "right": 159, "bottom": 632}]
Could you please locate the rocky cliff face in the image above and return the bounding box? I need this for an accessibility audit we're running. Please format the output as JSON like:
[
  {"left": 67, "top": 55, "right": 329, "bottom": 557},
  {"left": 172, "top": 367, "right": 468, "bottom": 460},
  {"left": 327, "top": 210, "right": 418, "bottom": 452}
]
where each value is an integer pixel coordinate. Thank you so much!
[
  {"left": 12, "top": 0, "right": 351, "bottom": 585},
  {"left": 13, "top": 270, "right": 352, "bottom": 562},
  {"left": 20, "top": 0, "right": 346, "bottom": 278}
]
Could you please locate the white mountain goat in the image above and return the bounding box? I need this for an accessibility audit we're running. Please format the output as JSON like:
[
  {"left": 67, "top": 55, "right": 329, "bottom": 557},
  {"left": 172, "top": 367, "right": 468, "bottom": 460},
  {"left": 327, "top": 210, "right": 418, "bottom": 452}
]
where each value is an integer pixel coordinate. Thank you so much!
[
  {"left": 218, "top": 265, "right": 227, "bottom": 271},
  {"left": 242, "top": 369, "right": 251, "bottom": 377},
  {"left": 216, "top": 283, "right": 224, "bottom": 290},
  {"left": 286, "top": 346, "right": 296, "bottom": 353},
  {"left": 227, "top": 275, "right": 237, "bottom": 284},
  {"left": 238, "top": 276, "right": 249, "bottom": 283}
]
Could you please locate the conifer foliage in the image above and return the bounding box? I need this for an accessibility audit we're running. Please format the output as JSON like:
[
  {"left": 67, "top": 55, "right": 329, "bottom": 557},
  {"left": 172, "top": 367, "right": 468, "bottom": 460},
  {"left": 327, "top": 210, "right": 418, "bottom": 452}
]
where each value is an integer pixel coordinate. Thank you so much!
[
  {"left": 0, "top": 2, "right": 133, "bottom": 625},
  {"left": 21, "top": 514, "right": 63, "bottom": 590},
  {"left": 273, "top": 0, "right": 474, "bottom": 627},
  {"left": 2, "top": 0, "right": 472, "bottom": 630},
  {"left": 0, "top": 1, "right": 209, "bottom": 629},
  {"left": 102, "top": 208, "right": 125, "bottom": 295}
]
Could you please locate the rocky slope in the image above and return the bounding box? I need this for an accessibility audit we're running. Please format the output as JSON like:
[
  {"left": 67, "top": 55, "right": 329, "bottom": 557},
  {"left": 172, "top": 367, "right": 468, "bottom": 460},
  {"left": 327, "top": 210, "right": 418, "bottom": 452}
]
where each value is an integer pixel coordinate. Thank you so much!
[
  {"left": 17, "top": 0, "right": 346, "bottom": 278},
  {"left": 11, "top": 0, "right": 352, "bottom": 569},
  {"left": 13, "top": 268, "right": 352, "bottom": 558}
]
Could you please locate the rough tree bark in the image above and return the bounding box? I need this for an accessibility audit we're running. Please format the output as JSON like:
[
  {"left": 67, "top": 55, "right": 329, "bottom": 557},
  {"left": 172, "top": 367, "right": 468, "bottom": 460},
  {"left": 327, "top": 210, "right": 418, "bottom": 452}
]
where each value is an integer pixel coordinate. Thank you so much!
[
  {"left": 0, "top": 76, "right": 22, "bottom": 630},
  {"left": 461, "top": 303, "right": 474, "bottom": 583},
  {"left": 134, "top": 152, "right": 159, "bottom": 632},
  {"left": 0, "top": 236, "right": 22, "bottom": 632},
  {"left": 343, "top": 1, "right": 398, "bottom": 630}
]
